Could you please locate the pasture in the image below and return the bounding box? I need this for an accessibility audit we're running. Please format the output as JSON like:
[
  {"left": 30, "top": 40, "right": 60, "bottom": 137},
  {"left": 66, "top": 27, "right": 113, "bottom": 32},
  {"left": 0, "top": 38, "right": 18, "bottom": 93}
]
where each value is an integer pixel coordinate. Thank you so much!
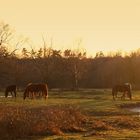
[{"left": 0, "top": 89, "right": 140, "bottom": 140}]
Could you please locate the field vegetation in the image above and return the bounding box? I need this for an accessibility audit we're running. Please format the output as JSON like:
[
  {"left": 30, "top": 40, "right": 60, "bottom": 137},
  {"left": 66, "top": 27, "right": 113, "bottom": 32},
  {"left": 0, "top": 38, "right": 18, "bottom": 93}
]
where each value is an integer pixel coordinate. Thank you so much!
[{"left": 0, "top": 89, "right": 140, "bottom": 140}]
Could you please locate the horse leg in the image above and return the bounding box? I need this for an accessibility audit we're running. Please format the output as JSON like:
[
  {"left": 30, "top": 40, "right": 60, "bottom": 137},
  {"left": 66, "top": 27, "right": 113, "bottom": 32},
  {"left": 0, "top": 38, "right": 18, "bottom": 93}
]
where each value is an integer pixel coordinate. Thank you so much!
[
  {"left": 11, "top": 92, "right": 13, "bottom": 97},
  {"left": 115, "top": 92, "right": 117, "bottom": 98},
  {"left": 45, "top": 94, "right": 47, "bottom": 100},
  {"left": 5, "top": 91, "right": 8, "bottom": 98},
  {"left": 45, "top": 91, "right": 48, "bottom": 99},
  {"left": 46, "top": 87, "right": 49, "bottom": 99},
  {"left": 112, "top": 91, "right": 116, "bottom": 100},
  {"left": 14, "top": 91, "right": 17, "bottom": 98},
  {"left": 39, "top": 91, "right": 42, "bottom": 99},
  {"left": 121, "top": 92, "right": 126, "bottom": 100},
  {"left": 38, "top": 92, "right": 40, "bottom": 98},
  {"left": 29, "top": 92, "right": 32, "bottom": 99},
  {"left": 32, "top": 92, "right": 35, "bottom": 99},
  {"left": 129, "top": 91, "right": 132, "bottom": 100},
  {"left": 23, "top": 89, "right": 28, "bottom": 100},
  {"left": 23, "top": 92, "right": 26, "bottom": 100}
]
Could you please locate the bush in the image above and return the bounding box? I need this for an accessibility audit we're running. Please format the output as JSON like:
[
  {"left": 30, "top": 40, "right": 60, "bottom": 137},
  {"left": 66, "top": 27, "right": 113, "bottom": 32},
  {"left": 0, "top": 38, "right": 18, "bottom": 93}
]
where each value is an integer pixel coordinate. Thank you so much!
[{"left": 0, "top": 105, "right": 87, "bottom": 139}]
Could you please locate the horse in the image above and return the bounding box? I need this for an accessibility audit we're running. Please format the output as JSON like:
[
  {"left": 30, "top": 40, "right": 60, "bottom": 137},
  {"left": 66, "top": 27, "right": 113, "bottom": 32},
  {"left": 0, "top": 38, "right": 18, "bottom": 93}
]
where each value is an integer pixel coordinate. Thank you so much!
[
  {"left": 112, "top": 84, "right": 132, "bottom": 100},
  {"left": 5, "top": 85, "right": 17, "bottom": 98},
  {"left": 23, "top": 83, "right": 48, "bottom": 100}
]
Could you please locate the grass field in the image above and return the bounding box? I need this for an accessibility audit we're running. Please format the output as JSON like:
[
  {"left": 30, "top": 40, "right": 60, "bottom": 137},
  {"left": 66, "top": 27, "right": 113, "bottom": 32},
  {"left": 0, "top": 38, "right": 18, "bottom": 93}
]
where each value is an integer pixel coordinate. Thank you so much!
[{"left": 0, "top": 89, "right": 140, "bottom": 140}]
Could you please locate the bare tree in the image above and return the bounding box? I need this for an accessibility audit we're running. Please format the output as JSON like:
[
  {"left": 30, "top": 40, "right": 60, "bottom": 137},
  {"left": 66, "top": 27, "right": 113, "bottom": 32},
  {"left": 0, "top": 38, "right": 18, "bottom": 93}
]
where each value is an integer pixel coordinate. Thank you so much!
[{"left": 0, "top": 22, "right": 14, "bottom": 46}]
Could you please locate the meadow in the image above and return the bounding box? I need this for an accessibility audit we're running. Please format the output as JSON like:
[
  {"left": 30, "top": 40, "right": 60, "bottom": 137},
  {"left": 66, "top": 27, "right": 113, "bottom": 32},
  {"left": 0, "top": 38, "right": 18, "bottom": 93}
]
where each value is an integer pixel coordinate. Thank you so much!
[{"left": 0, "top": 89, "right": 140, "bottom": 140}]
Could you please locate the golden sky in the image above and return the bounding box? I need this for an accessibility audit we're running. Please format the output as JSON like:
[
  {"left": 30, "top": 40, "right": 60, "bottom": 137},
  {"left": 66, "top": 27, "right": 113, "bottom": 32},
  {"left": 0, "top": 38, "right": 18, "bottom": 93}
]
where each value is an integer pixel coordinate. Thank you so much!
[{"left": 0, "top": 0, "right": 140, "bottom": 56}]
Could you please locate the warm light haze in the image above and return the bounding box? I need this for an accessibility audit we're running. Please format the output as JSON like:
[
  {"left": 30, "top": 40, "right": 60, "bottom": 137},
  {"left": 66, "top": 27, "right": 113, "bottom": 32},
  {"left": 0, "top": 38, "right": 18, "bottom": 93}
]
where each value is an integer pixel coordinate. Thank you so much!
[{"left": 0, "top": 0, "right": 140, "bottom": 56}]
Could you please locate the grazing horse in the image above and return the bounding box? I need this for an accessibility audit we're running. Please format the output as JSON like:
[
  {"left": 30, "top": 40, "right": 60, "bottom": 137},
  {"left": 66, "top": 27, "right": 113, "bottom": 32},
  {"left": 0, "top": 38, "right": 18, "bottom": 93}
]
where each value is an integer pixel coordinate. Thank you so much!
[
  {"left": 5, "top": 85, "right": 17, "bottom": 98},
  {"left": 23, "top": 83, "right": 48, "bottom": 100},
  {"left": 112, "top": 84, "right": 132, "bottom": 100}
]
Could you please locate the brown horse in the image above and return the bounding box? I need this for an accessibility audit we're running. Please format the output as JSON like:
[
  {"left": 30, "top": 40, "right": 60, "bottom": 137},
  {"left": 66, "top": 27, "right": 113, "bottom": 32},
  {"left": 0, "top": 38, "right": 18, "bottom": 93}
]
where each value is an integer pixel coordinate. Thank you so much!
[
  {"left": 112, "top": 84, "right": 132, "bottom": 100},
  {"left": 5, "top": 85, "right": 17, "bottom": 98},
  {"left": 23, "top": 83, "right": 48, "bottom": 100}
]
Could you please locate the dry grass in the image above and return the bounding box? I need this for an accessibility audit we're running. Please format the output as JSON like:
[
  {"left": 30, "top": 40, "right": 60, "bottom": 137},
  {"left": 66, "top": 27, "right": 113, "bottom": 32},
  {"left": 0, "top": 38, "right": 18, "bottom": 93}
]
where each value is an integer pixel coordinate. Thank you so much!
[
  {"left": 0, "top": 105, "right": 87, "bottom": 139},
  {"left": 84, "top": 115, "right": 140, "bottom": 137},
  {"left": 92, "top": 120, "right": 113, "bottom": 131},
  {"left": 0, "top": 89, "right": 140, "bottom": 139},
  {"left": 107, "top": 116, "right": 140, "bottom": 129},
  {"left": 0, "top": 105, "right": 139, "bottom": 139}
]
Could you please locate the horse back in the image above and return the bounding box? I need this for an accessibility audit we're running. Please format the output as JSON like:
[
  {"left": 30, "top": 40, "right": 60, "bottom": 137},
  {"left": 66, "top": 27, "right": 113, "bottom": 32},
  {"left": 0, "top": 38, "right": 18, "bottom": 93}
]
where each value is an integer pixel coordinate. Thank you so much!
[{"left": 113, "top": 85, "right": 130, "bottom": 92}]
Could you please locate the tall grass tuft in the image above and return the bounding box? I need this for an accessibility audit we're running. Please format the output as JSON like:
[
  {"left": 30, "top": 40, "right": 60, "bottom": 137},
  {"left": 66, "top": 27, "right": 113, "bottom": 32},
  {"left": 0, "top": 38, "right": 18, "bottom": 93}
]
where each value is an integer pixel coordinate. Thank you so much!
[{"left": 0, "top": 105, "right": 87, "bottom": 139}]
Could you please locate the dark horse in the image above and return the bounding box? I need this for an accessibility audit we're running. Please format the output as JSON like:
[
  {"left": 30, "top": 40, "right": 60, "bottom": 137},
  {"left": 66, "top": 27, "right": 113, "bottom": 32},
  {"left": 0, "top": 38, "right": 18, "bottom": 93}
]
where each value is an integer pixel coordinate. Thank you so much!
[
  {"left": 23, "top": 83, "right": 48, "bottom": 100},
  {"left": 112, "top": 84, "right": 132, "bottom": 100},
  {"left": 5, "top": 85, "right": 17, "bottom": 98}
]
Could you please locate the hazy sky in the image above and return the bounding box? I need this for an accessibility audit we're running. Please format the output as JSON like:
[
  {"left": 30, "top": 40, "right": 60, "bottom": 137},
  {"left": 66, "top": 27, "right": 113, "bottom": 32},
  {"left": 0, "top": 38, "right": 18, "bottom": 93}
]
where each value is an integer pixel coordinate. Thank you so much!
[{"left": 0, "top": 0, "right": 140, "bottom": 56}]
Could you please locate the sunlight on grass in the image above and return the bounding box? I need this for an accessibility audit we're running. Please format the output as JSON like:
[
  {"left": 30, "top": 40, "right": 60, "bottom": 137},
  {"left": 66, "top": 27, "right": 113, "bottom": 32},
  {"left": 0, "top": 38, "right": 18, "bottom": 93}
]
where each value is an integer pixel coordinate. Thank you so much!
[{"left": 0, "top": 89, "right": 140, "bottom": 139}]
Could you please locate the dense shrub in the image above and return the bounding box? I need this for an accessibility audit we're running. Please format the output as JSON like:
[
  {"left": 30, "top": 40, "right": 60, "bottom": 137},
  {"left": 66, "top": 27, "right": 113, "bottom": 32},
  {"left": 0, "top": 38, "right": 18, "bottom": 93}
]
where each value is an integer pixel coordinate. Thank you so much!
[{"left": 0, "top": 105, "right": 87, "bottom": 139}]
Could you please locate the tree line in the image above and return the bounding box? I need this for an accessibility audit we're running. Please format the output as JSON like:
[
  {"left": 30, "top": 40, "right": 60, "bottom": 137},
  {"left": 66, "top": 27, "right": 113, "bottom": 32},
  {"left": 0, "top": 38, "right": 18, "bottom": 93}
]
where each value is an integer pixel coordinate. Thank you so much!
[{"left": 0, "top": 22, "right": 140, "bottom": 90}]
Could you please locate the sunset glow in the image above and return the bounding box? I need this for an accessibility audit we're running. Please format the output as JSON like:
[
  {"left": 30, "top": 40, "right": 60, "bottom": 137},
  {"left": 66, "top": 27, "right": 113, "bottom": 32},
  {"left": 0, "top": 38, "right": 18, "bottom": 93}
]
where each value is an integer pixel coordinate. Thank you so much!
[{"left": 0, "top": 0, "right": 140, "bottom": 56}]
